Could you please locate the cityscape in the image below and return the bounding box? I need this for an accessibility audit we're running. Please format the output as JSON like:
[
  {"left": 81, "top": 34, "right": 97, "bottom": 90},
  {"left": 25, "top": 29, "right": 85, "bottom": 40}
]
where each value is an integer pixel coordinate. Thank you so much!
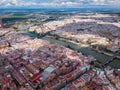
[{"left": 0, "top": 0, "right": 120, "bottom": 90}]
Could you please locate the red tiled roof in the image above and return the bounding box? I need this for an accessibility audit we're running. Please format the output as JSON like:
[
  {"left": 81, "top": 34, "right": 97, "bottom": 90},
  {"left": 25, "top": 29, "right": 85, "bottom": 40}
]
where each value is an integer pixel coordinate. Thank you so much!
[
  {"left": 29, "top": 73, "right": 41, "bottom": 83},
  {"left": 11, "top": 71, "right": 26, "bottom": 85}
]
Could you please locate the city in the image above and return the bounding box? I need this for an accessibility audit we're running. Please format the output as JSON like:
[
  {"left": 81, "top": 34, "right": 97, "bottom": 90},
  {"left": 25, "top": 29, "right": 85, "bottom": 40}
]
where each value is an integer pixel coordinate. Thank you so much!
[{"left": 0, "top": 0, "right": 120, "bottom": 90}]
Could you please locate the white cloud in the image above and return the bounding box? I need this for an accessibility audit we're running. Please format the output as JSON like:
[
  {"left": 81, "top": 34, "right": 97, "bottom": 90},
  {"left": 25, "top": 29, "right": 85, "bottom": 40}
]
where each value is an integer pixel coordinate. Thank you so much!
[
  {"left": 0, "top": 0, "right": 120, "bottom": 8},
  {"left": 5, "top": 3, "right": 12, "bottom": 7}
]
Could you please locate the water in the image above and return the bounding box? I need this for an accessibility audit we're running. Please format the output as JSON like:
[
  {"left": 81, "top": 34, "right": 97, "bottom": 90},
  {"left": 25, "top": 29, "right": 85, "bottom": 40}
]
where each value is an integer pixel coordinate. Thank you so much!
[{"left": 23, "top": 32, "right": 120, "bottom": 69}]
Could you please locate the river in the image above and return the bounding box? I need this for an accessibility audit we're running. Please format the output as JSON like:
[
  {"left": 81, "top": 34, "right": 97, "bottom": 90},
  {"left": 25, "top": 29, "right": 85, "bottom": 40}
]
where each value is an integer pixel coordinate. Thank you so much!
[{"left": 22, "top": 32, "right": 120, "bottom": 69}]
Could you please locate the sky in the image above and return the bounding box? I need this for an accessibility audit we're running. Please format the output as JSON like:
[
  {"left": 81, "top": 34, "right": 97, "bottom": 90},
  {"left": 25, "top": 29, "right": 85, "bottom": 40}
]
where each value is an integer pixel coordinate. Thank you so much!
[{"left": 0, "top": 0, "right": 120, "bottom": 8}]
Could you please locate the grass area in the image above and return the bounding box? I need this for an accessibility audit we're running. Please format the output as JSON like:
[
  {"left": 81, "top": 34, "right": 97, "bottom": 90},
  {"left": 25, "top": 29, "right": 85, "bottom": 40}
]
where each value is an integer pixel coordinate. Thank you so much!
[
  {"left": 2, "top": 16, "right": 27, "bottom": 23},
  {"left": 2, "top": 15, "right": 27, "bottom": 19},
  {"left": 21, "top": 31, "right": 120, "bottom": 69},
  {"left": 108, "top": 59, "right": 120, "bottom": 69},
  {"left": 77, "top": 29, "right": 85, "bottom": 31}
]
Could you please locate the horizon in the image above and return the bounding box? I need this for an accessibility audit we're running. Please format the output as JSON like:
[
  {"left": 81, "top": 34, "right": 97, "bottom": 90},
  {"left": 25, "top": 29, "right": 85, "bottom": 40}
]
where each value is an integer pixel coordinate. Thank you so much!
[
  {"left": 0, "top": 0, "right": 120, "bottom": 8},
  {"left": 0, "top": 7, "right": 120, "bottom": 11}
]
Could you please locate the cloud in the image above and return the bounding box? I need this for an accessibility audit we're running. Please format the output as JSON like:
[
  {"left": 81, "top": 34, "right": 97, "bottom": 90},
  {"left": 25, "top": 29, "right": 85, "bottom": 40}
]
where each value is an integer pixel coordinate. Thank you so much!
[{"left": 0, "top": 0, "right": 120, "bottom": 8}]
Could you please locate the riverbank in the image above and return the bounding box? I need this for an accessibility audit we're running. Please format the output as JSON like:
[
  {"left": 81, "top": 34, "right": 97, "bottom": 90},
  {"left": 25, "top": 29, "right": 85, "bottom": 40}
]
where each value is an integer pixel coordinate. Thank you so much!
[
  {"left": 48, "top": 33, "right": 120, "bottom": 59},
  {"left": 23, "top": 32, "right": 120, "bottom": 69}
]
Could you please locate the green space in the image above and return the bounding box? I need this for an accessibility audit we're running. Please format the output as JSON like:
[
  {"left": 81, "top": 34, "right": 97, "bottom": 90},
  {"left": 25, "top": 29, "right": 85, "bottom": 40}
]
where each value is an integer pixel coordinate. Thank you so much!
[
  {"left": 109, "top": 60, "right": 120, "bottom": 69},
  {"left": 77, "top": 29, "right": 85, "bottom": 31},
  {"left": 2, "top": 16, "right": 27, "bottom": 18},
  {"left": 23, "top": 32, "right": 120, "bottom": 69}
]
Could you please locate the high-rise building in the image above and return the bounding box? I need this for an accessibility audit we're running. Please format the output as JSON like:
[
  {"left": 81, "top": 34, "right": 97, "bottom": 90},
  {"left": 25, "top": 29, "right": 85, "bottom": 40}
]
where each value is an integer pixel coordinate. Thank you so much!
[{"left": 0, "top": 18, "right": 3, "bottom": 28}]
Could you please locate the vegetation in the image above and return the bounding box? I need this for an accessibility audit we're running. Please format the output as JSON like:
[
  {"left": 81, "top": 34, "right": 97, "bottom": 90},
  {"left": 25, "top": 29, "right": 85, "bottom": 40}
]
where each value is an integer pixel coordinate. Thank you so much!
[{"left": 77, "top": 28, "right": 85, "bottom": 31}]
